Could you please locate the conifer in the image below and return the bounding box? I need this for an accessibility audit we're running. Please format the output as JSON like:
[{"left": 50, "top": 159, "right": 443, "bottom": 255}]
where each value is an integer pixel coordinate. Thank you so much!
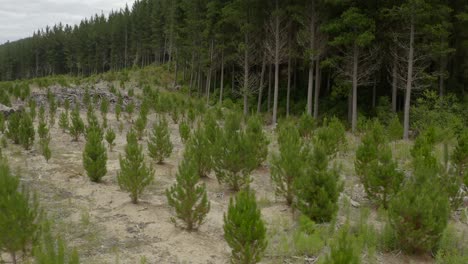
[
  {"left": 223, "top": 189, "right": 267, "bottom": 264},
  {"left": 6, "top": 112, "right": 21, "bottom": 144},
  {"left": 19, "top": 113, "right": 35, "bottom": 150},
  {"left": 69, "top": 106, "right": 84, "bottom": 141},
  {"left": 83, "top": 122, "right": 107, "bottom": 183},
  {"left": 166, "top": 155, "right": 210, "bottom": 231},
  {"left": 105, "top": 128, "right": 116, "bottom": 151},
  {"left": 33, "top": 222, "right": 80, "bottom": 264},
  {"left": 0, "top": 158, "right": 41, "bottom": 264},
  {"left": 117, "top": 130, "right": 154, "bottom": 204},
  {"left": 313, "top": 117, "right": 346, "bottom": 157},
  {"left": 294, "top": 145, "right": 343, "bottom": 223},
  {"left": 48, "top": 96, "right": 57, "bottom": 127},
  {"left": 134, "top": 113, "right": 147, "bottom": 140},
  {"left": 185, "top": 126, "right": 212, "bottom": 178},
  {"left": 178, "top": 120, "right": 191, "bottom": 144},
  {"left": 59, "top": 111, "right": 69, "bottom": 132},
  {"left": 148, "top": 117, "right": 173, "bottom": 164},
  {"left": 271, "top": 120, "right": 305, "bottom": 205},
  {"left": 246, "top": 115, "right": 269, "bottom": 167}
]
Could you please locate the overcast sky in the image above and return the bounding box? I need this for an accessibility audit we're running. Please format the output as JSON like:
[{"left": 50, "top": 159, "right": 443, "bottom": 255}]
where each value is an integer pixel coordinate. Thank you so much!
[{"left": 0, "top": 0, "right": 134, "bottom": 44}]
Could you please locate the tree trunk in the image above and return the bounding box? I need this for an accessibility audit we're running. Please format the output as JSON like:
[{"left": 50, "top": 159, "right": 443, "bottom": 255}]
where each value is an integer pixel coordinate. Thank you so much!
[
  {"left": 372, "top": 82, "right": 376, "bottom": 108},
  {"left": 439, "top": 56, "right": 446, "bottom": 97},
  {"left": 313, "top": 57, "right": 321, "bottom": 119},
  {"left": 267, "top": 64, "right": 272, "bottom": 113},
  {"left": 219, "top": 49, "right": 225, "bottom": 105},
  {"left": 392, "top": 55, "right": 397, "bottom": 112},
  {"left": 306, "top": 1, "right": 316, "bottom": 116},
  {"left": 243, "top": 33, "right": 249, "bottom": 115},
  {"left": 351, "top": 44, "right": 359, "bottom": 133},
  {"left": 206, "top": 39, "right": 214, "bottom": 104},
  {"left": 272, "top": 0, "right": 280, "bottom": 125},
  {"left": 286, "top": 51, "right": 292, "bottom": 117},
  {"left": 257, "top": 54, "right": 266, "bottom": 113},
  {"left": 403, "top": 17, "right": 415, "bottom": 140}
]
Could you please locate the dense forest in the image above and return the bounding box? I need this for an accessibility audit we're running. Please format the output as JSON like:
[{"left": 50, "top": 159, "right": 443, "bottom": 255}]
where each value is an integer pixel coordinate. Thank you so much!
[{"left": 0, "top": 0, "right": 467, "bottom": 138}]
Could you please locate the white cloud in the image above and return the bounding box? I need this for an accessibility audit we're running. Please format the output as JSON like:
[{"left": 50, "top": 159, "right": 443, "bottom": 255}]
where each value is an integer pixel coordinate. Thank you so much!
[{"left": 0, "top": 0, "right": 134, "bottom": 44}]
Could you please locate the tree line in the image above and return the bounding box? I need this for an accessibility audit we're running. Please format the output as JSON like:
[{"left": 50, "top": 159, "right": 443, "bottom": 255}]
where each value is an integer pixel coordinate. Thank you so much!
[{"left": 0, "top": 0, "right": 467, "bottom": 138}]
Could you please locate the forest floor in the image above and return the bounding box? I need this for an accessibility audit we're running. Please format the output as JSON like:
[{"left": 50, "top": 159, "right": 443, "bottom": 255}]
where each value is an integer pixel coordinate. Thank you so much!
[{"left": 2, "top": 83, "right": 467, "bottom": 264}]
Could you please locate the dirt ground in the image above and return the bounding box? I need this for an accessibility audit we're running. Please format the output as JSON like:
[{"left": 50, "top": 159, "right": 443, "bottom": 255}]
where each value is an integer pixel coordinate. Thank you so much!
[{"left": 2, "top": 86, "right": 467, "bottom": 264}]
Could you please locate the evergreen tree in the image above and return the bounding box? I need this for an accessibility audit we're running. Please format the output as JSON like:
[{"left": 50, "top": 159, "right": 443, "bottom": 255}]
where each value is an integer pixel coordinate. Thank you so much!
[
  {"left": 134, "top": 113, "right": 147, "bottom": 140},
  {"left": 48, "top": 96, "right": 57, "bottom": 127},
  {"left": 297, "top": 112, "right": 316, "bottom": 139},
  {"left": 69, "top": 106, "right": 84, "bottom": 141},
  {"left": 38, "top": 119, "right": 51, "bottom": 162},
  {"left": 117, "top": 130, "right": 154, "bottom": 204},
  {"left": 6, "top": 112, "right": 21, "bottom": 144},
  {"left": 28, "top": 98, "right": 36, "bottom": 121},
  {"left": 115, "top": 102, "right": 122, "bottom": 121},
  {"left": 19, "top": 113, "right": 35, "bottom": 150},
  {"left": 313, "top": 117, "right": 346, "bottom": 157},
  {"left": 185, "top": 126, "right": 213, "bottom": 178},
  {"left": 33, "top": 222, "right": 80, "bottom": 264},
  {"left": 83, "top": 125, "right": 107, "bottom": 183},
  {"left": 323, "top": 225, "right": 360, "bottom": 264},
  {"left": 271, "top": 120, "right": 305, "bottom": 206},
  {"left": 166, "top": 155, "right": 210, "bottom": 231},
  {"left": 452, "top": 130, "right": 468, "bottom": 185},
  {"left": 246, "top": 115, "right": 269, "bottom": 168},
  {"left": 100, "top": 98, "right": 109, "bottom": 128},
  {"left": 294, "top": 145, "right": 343, "bottom": 223},
  {"left": 178, "top": 120, "right": 191, "bottom": 144},
  {"left": 0, "top": 158, "right": 41, "bottom": 264},
  {"left": 223, "top": 189, "right": 267, "bottom": 264},
  {"left": 148, "top": 117, "right": 173, "bottom": 164},
  {"left": 105, "top": 128, "right": 116, "bottom": 151},
  {"left": 0, "top": 113, "right": 5, "bottom": 133},
  {"left": 59, "top": 111, "right": 69, "bottom": 132},
  {"left": 355, "top": 121, "right": 404, "bottom": 208}
]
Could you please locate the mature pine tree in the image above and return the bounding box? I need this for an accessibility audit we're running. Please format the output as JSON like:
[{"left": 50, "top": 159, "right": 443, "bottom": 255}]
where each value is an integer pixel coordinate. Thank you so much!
[
  {"left": 148, "top": 117, "right": 173, "bottom": 164},
  {"left": 117, "top": 130, "right": 154, "bottom": 204},
  {"left": 223, "top": 189, "right": 267, "bottom": 264},
  {"left": 166, "top": 155, "right": 210, "bottom": 231}
]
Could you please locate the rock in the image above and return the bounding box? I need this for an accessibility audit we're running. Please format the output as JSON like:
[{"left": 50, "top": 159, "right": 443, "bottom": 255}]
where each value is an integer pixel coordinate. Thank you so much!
[
  {"left": 350, "top": 199, "right": 361, "bottom": 208},
  {"left": 0, "top": 103, "right": 18, "bottom": 116}
]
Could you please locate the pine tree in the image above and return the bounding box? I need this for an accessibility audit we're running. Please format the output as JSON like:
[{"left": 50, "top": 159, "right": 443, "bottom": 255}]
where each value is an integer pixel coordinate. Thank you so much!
[
  {"left": 69, "top": 106, "right": 84, "bottom": 141},
  {"left": 223, "top": 189, "right": 267, "bottom": 264},
  {"left": 148, "top": 117, "right": 173, "bottom": 164},
  {"left": 0, "top": 158, "right": 41, "bottom": 264},
  {"left": 323, "top": 225, "right": 360, "bottom": 264},
  {"left": 134, "top": 113, "right": 147, "bottom": 140},
  {"left": 38, "top": 118, "right": 51, "bottom": 162},
  {"left": 83, "top": 124, "right": 107, "bottom": 183},
  {"left": 100, "top": 98, "right": 109, "bottom": 128},
  {"left": 246, "top": 115, "right": 269, "bottom": 168},
  {"left": 185, "top": 126, "right": 213, "bottom": 178},
  {"left": 452, "top": 130, "right": 468, "bottom": 186},
  {"left": 313, "top": 117, "right": 346, "bottom": 157},
  {"left": 117, "top": 130, "right": 154, "bottom": 204},
  {"left": 355, "top": 121, "right": 404, "bottom": 208},
  {"left": 49, "top": 96, "right": 57, "bottom": 127},
  {"left": 33, "top": 222, "right": 80, "bottom": 264},
  {"left": 115, "top": 103, "right": 122, "bottom": 121},
  {"left": 19, "top": 113, "right": 35, "bottom": 150},
  {"left": 59, "top": 111, "right": 69, "bottom": 132},
  {"left": 297, "top": 112, "right": 316, "bottom": 138},
  {"left": 28, "top": 99, "right": 36, "bottom": 121},
  {"left": 0, "top": 114, "right": 5, "bottom": 134},
  {"left": 271, "top": 120, "right": 305, "bottom": 206},
  {"left": 105, "top": 128, "right": 116, "bottom": 151},
  {"left": 178, "top": 120, "right": 191, "bottom": 144},
  {"left": 6, "top": 112, "right": 21, "bottom": 144},
  {"left": 166, "top": 155, "right": 210, "bottom": 231},
  {"left": 294, "top": 145, "right": 343, "bottom": 223}
]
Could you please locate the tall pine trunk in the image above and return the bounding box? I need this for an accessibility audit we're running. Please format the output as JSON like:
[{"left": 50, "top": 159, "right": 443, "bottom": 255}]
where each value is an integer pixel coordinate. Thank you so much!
[
  {"left": 313, "top": 57, "right": 321, "bottom": 119},
  {"left": 286, "top": 50, "right": 292, "bottom": 117},
  {"left": 306, "top": 2, "right": 316, "bottom": 116},
  {"left": 351, "top": 45, "right": 358, "bottom": 133},
  {"left": 219, "top": 49, "right": 225, "bottom": 105},
  {"left": 267, "top": 64, "right": 272, "bottom": 113},
  {"left": 257, "top": 54, "right": 266, "bottom": 113},
  {"left": 243, "top": 33, "right": 249, "bottom": 115},
  {"left": 206, "top": 40, "right": 214, "bottom": 104},
  {"left": 403, "top": 18, "right": 415, "bottom": 140},
  {"left": 272, "top": 0, "right": 280, "bottom": 125},
  {"left": 392, "top": 55, "right": 398, "bottom": 112}
]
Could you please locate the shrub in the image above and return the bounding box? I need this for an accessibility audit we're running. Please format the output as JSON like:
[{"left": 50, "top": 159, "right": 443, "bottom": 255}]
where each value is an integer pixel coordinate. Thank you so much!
[
  {"left": 29, "top": 99, "right": 37, "bottom": 121},
  {"left": 387, "top": 115, "right": 403, "bottom": 141},
  {"left": 270, "top": 120, "right": 305, "bottom": 205},
  {"left": 105, "top": 128, "right": 116, "bottom": 151},
  {"left": 33, "top": 222, "right": 80, "bottom": 264},
  {"left": 83, "top": 125, "right": 107, "bottom": 183},
  {"left": 323, "top": 225, "right": 361, "bottom": 264},
  {"left": 224, "top": 189, "right": 267, "bottom": 264},
  {"left": 166, "top": 156, "right": 210, "bottom": 231},
  {"left": 0, "top": 158, "right": 41, "bottom": 264},
  {"left": 313, "top": 117, "right": 346, "bottom": 157},
  {"left": 452, "top": 130, "right": 468, "bottom": 184},
  {"left": 0, "top": 114, "right": 5, "bottom": 133},
  {"left": 388, "top": 156, "right": 450, "bottom": 254},
  {"left": 355, "top": 121, "right": 404, "bottom": 208},
  {"left": 117, "top": 130, "right": 154, "bottom": 204},
  {"left": 6, "top": 112, "right": 21, "bottom": 144},
  {"left": 134, "top": 114, "right": 148, "bottom": 140},
  {"left": 294, "top": 145, "right": 342, "bottom": 223},
  {"left": 59, "top": 111, "right": 69, "bottom": 132},
  {"left": 148, "top": 117, "right": 173, "bottom": 164},
  {"left": 48, "top": 95, "right": 57, "bottom": 127},
  {"left": 185, "top": 126, "right": 213, "bottom": 178}
]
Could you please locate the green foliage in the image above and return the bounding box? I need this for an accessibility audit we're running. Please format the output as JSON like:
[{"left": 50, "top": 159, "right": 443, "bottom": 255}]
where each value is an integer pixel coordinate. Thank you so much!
[
  {"left": 387, "top": 115, "right": 403, "bottom": 141},
  {"left": 294, "top": 145, "right": 342, "bottom": 223},
  {"left": 313, "top": 117, "right": 346, "bottom": 157},
  {"left": 33, "top": 222, "right": 80, "bottom": 264},
  {"left": 118, "top": 130, "right": 154, "bottom": 204},
  {"left": 213, "top": 112, "right": 257, "bottom": 191},
  {"left": 178, "top": 120, "right": 191, "bottom": 144},
  {"left": 355, "top": 121, "right": 404, "bottom": 208},
  {"left": 435, "top": 224, "right": 468, "bottom": 264},
  {"left": 0, "top": 158, "right": 41, "bottom": 263},
  {"left": 388, "top": 155, "right": 450, "bottom": 254},
  {"left": 6, "top": 112, "right": 21, "bottom": 144},
  {"left": 134, "top": 113, "right": 148, "bottom": 140},
  {"left": 38, "top": 119, "right": 51, "bottom": 162},
  {"left": 19, "top": 113, "right": 35, "bottom": 150},
  {"left": 297, "top": 113, "right": 316, "bottom": 138},
  {"left": 271, "top": 120, "right": 305, "bottom": 205},
  {"left": 0, "top": 114, "right": 5, "bottom": 134},
  {"left": 246, "top": 115, "right": 269, "bottom": 168},
  {"left": 323, "top": 225, "right": 361, "bottom": 264},
  {"left": 452, "top": 130, "right": 468, "bottom": 184},
  {"left": 59, "top": 111, "right": 69, "bottom": 132},
  {"left": 105, "top": 128, "right": 116, "bottom": 151},
  {"left": 148, "top": 117, "right": 173, "bottom": 164},
  {"left": 166, "top": 155, "right": 210, "bottom": 231},
  {"left": 115, "top": 102, "right": 122, "bottom": 121},
  {"left": 70, "top": 106, "right": 85, "bottom": 141},
  {"left": 83, "top": 124, "right": 107, "bottom": 183},
  {"left": 29, "top": 99, "right": 37, "bottom": 121},
  {"left": 184, "top": 126, "right": 213, "bottom": 178},
  {"left": 49, "top": 95, "right": 57, "bottom": 127},
  {"left": 224, "top": 189, "right": 267, "bottom": 264},
  {"left": 126, "top": 101, "right": 135, "bottom": 120}
]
